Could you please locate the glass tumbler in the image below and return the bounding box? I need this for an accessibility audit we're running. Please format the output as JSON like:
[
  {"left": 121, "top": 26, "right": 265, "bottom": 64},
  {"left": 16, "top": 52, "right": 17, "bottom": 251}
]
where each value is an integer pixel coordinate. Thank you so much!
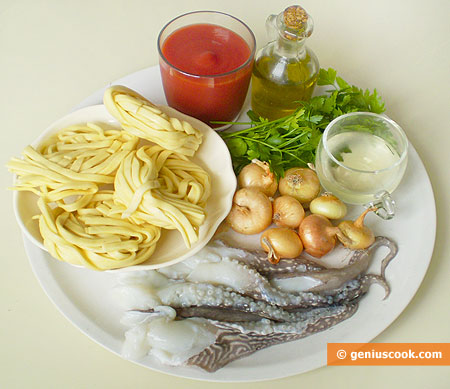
[{"left": 158, "top": 11, "right": 256, "bottom": 129}]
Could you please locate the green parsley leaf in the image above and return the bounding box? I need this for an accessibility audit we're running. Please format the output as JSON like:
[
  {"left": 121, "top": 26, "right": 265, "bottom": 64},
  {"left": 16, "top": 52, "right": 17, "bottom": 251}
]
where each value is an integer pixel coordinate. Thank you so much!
[
  {"left": 317, "top": 68, "right": 337, "bottom": 86},
  {"left": 336, "top": 76, "right": 350, "bottom": 89},
  {"left": 225, "top": 138, "right": 247, "bottom": 157}
]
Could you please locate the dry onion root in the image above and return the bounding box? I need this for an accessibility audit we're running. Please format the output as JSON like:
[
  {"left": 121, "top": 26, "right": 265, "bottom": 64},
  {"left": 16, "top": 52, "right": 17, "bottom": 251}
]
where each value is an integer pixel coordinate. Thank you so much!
[
  {"left": 278, "top": 167, "right": 320, "bottom": 205},
  {"left": 272, "top": 195, "right": 305, "bottom": 229},
  {"left": 237, "top": 159, "right": 278, "bottom": 197},
  {"left": 337, "top": 207, "right": 376, "bottom": 250},
  {"left": 260, "top": 227, "right": 303, "bottom": 264},
  {"left": 226, "top": 188, "right": 272, "bottom": 235}
]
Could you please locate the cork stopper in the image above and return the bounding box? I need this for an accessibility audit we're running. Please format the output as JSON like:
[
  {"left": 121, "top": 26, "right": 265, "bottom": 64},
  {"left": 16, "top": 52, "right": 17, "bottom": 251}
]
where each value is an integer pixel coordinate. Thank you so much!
[
  {"left": 283, "top": 5, "right": 308, "bottom": 29},
  {"left": 279, "top": 5, "right": 313, "bottom": 40}
]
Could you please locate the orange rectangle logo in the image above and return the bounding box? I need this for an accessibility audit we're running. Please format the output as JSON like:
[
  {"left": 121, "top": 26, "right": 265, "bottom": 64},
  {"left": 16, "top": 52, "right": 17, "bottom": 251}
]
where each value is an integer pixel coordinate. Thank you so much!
[{"left": 327, "top": 343, "right": 450, "bottom": 366}]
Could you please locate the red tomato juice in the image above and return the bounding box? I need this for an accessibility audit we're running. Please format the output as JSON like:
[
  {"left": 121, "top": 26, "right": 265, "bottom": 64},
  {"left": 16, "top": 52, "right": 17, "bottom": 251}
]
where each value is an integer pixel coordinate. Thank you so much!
[{"left": 159, "top": 23, "right": 253, "bottom": 126}]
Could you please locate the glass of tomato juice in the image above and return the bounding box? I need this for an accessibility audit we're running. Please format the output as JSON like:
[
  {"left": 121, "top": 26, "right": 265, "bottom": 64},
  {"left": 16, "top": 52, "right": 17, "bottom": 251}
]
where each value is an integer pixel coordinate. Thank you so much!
[{"left": 158, "top": 11, "right": 256, "bottom": 129}]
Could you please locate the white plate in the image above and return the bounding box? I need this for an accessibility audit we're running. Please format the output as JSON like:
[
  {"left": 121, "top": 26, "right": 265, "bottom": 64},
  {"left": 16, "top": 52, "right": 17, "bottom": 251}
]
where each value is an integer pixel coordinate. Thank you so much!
[
  {"left": 21, "top": 66, "right": 436, "bottom": 382},
  {"left": 13, "top": 102, "right": 236, "bottom": 271}
]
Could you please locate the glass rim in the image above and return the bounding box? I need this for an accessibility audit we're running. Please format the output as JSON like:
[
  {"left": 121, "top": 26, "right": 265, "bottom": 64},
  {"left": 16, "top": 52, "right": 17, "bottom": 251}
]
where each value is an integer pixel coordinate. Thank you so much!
[
  {"left": 322, "top": 111, "right": 409, "bottom": 174},
  {"left": 157, "top": 10, "right": 256, "bottom": 79}
]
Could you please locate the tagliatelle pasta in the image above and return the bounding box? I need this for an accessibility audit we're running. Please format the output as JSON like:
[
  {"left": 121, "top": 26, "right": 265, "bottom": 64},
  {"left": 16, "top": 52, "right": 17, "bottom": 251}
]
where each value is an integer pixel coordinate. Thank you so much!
[
  {"left": 103, "top": 85, "right": 203, "bottom": 156},
  {"left": 8, "top": 123, "right": 139, "bottom": 211},
  {"left": 159, "top": 152, "right": 211, "bottom": 208},
  {"left": 37, "top": 192, "right": 161, "bottom": 270},
  {"left": 112, "top": 145, "right": 211, "bottom": 248}
]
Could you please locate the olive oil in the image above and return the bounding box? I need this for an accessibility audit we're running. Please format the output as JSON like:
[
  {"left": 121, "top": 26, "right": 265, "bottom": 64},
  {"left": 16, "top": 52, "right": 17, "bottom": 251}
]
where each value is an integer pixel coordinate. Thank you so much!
[
  {"left": 251, "top": 55, "right": 318, "bottom": 120},
  {"left": 251, "top": 5, "right": 319, "bottom": 121}
]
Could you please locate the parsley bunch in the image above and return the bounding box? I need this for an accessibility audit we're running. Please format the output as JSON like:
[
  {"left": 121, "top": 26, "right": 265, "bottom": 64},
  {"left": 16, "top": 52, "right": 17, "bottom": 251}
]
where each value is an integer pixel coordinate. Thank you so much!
[{"left": 219, "top": 68, "right": 385, "bottom": 179}]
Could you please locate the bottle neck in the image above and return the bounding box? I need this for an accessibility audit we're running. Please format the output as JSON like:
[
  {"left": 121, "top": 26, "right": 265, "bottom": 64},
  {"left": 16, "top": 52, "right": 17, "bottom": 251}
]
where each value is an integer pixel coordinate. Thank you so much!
[{"left": 274, "top": 36, "right": 307, "bottom": 58}]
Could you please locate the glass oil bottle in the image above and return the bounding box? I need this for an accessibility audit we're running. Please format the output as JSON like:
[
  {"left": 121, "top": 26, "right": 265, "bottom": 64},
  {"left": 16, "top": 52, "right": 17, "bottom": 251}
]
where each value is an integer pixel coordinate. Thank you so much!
[{"left": 251, "top": 5, "right": 320, "bottom": 121}]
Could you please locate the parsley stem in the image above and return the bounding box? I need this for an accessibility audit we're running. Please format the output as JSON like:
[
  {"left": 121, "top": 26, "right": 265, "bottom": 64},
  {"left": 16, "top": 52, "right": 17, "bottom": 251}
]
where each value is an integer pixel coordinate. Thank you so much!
[
  {"left": 211, "top": 121, "right": 252, "bottom": 126},
  {"left": 237, "top": 135, "right": 309, "bottom": 166},
  {"left": 220, "top": 114, "right": 298, "bottom": 138},
  {"left": 278, "top": 131, "right": 309, "bottom": 149}
]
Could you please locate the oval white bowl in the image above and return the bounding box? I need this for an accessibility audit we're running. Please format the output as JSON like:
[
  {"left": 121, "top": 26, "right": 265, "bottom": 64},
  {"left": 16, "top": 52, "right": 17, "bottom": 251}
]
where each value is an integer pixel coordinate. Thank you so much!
[{"left": 13, "top": 104, "right": 236, "bottom": 271}]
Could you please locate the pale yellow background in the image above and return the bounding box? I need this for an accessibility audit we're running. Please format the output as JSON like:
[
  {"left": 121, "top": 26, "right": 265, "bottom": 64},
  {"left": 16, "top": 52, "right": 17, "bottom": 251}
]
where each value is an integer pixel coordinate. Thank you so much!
[{"left": 1, "top": 0, "right": 449, "bottom": 388}]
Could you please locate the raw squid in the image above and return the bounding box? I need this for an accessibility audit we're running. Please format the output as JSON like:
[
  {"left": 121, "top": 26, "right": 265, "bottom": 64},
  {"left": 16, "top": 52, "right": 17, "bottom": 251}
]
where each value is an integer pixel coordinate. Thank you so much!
[{"left": 114, "top": 236, "right": 397, "bottom": 371}]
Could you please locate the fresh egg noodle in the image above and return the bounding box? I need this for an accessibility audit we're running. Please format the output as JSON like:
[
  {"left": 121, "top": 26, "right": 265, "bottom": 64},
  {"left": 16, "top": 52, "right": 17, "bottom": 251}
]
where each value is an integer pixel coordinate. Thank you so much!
[
  {"left": 112, "top": 145, "right": 211, "bottom": 248},
  {"left": 8, "top": 123, "right": 139, "bottom": 212},
  {"left": 8, "top": 97, "right": 212, "bottom": 270},
  {"left": 103, "top": 85, "right": 202, "bottom": 157},
  {"left": 37, "top": 191, "right": 161, "bottom": 270},
  {"left": 159, "top": 152, "right": 211, "bottom": 208}
]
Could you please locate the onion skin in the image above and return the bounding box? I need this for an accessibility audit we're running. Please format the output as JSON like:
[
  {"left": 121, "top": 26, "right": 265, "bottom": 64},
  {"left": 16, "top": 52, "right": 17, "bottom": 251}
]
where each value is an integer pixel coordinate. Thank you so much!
[
  {"left": 309, "top": 193, "right": 347, "bottom": 220},
  {"left": 227, "top": 188, "right": 272, "bottom": 235},
  {"left": 278, "top": 168, "right": 320, "bottom": 204},
  {"left": 298, "top": 214, "right": 338, "bottom": 258},
  {"left": 272, "top": 195, "right": 305, "bottom": 229},
  {"left": 337, "top": 208, "right": 375, "bottom": 250},
  {"left": 238, "top": 159, "right": 278, "bottom": 197},
  {"left": 260, "top": 228, "right": 303, "bottom": 264}
]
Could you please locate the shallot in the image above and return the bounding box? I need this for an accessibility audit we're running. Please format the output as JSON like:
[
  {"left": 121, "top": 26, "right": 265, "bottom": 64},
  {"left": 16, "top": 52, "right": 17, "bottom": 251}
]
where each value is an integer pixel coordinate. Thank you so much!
[
  {"left": 298, "top": 214, "right": 338, "bottom": 258},
  {"left": 227, "top": 188, "right": 272, "bottom": 235},
  {"left": 337, "top": 207, "right": 376, "bottom": 250},
  {"left": 272, "top": 195, "right": 305, "bottom": 229},
  {"left": 278, "top": 167, "right": 320, "bottom": 204},
  {"left": 260, "top": 228, "right": 303, "bottom": 264},
  {"left": 309, "top": 193, "right": 347, "bottom": 219},
  {"left": 238, "top": 159, "right": 278, "bottom": 197}
]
